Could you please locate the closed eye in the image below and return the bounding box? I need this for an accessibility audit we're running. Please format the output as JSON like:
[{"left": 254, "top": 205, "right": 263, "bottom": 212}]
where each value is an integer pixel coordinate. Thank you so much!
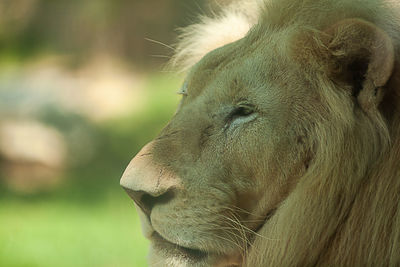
[
  {"left": 224, "top": 104, "right": 257, "bottom": 132},
  {"left": 227, "top": 105, "right": 255, "bottom": 122}
]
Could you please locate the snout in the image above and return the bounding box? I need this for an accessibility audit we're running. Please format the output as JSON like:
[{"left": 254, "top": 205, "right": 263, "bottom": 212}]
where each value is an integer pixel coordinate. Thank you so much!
[{"left": 120, "top": 142, "right": 179, "bottom": 216}]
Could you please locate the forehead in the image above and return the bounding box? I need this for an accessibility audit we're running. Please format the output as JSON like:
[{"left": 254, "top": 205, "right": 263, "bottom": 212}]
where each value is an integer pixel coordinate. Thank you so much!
[{"left": 184, "top": 29, "right": 292, "bottom": 99}]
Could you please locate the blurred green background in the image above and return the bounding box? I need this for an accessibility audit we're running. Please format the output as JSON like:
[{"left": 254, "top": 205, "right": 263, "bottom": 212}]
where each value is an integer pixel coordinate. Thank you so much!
[{"left": 0, "top": 0, "right": 209, "bottom": 266}]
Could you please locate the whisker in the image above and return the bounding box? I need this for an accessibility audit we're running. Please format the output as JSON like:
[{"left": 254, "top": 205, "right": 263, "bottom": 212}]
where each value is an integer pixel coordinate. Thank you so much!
[
  {"left": 145, "top": 37, "right": 176, "bottom": 51},
  {"left": 150, "top": 54, "right": 172, "bottom": 59},
  {"left": 195, "top": 223, "right": 246, "bottom": 253},
  {"left": 202, "top": 209, "right": 248, "bottom": 253},
  {"left": 213, "top": 233, "right": 246, "bottom": 252},
  {"left": 223, "top": 204, "right": 263, "bottom": 217},
  {"left": 226, "top": 210, "right": 251, "bottom": 255},
  {"left": 206, "top": 207, "right": 277, "bottom": 241},
  {"left": 241, "top": 219, "right": 266, "bottom": 223},
  {"left": 203, "top": 222, "right": 246, "bottom": 250}
]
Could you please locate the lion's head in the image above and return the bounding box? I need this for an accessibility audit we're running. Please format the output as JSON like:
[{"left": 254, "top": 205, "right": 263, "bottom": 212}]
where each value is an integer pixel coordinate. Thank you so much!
[{"left": 120, "top": 0, "right": 400, "bottom": 266}]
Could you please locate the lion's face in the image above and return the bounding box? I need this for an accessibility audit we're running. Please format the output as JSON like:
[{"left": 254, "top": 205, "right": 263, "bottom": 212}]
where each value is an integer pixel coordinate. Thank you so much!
[
  {"left": 121, "top": 0, "right": 400, "bottom": 264},
  {"left": 121, "top": 30, "right": 316, "bottom": 266}
]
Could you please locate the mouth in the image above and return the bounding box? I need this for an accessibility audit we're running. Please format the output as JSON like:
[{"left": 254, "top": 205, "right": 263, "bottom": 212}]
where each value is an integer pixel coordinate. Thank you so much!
[
  {"left": 150, "top": 231, "right": 244, "bottom": 267},
  {"left": 151, "top": 231, "right": 209, "bottom": 261},
  {"left": 146, "top": 208, "right": 277, "bottom": 266}
]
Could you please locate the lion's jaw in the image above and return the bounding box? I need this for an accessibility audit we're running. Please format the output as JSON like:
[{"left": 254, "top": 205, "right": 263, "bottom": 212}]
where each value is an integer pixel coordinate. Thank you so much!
[{"left": 121, "top": 143, "right": 245, "bottom": 266}]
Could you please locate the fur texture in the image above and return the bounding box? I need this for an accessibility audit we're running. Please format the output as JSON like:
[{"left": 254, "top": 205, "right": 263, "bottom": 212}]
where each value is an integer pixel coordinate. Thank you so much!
[
  {"left": 171, "top": 0, "right": 261, "bottom": 71},
  {"left": 121, "top": 0, "right": 400, "bottom": 266}
]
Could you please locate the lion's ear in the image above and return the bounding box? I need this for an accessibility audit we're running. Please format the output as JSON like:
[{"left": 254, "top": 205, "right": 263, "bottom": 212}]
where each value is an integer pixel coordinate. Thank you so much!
[{"left": 321, "top": 19, "right": 395, "bottom": 113}]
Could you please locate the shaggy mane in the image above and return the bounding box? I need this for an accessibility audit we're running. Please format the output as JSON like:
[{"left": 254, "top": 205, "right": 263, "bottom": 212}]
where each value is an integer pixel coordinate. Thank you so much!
[{"left": 170, "top": 0, "right": 262, "bottom": 71}]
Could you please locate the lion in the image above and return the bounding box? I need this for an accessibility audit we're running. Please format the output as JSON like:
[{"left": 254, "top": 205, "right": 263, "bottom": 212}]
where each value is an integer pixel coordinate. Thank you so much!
[{"left": 120, "top": 0, "right": 400, "bottom": 266}]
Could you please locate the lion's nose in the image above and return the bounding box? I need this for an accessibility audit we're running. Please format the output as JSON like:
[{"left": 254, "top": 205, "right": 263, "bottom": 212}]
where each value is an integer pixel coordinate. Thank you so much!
[
  {"left": 120, "top": 142, "right": 178, "bottom": 216},
  {"left": 123, "top": 188, "right": 175, "bottom": 216}
]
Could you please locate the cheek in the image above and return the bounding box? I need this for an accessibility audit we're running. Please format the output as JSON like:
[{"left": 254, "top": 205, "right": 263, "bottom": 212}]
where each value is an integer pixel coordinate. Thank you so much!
[
  {"left": 227, "top": 127, "right": 278, "bottom": 179},
  {"left": 226, "top": 125, "right": 306, "bottom": 207},
  {"left": 221, "top": 132, "right": 275, "bottom": 210}
]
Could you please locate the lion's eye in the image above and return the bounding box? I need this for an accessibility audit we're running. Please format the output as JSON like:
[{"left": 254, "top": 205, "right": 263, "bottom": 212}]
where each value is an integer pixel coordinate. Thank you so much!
[
  {"left": 224, "top": 105, "right": 256, "bottom": 132},
  {"left": 224, "top": 104, "right": 256, "bottom": 132},
  {"left": 228, "top": 105, "right": 254, "bottom": 121}
]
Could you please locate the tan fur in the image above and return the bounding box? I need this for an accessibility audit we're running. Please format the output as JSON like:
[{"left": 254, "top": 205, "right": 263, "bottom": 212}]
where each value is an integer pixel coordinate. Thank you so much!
[{"left": 121, "top": 0, "right": 400, "bottom": 266}]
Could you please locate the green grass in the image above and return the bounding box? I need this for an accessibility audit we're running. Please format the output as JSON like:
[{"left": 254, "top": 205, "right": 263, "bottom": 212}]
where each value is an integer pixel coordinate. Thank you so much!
[{"left": 0, "top": 192, "right": 149, "bottom": 267}]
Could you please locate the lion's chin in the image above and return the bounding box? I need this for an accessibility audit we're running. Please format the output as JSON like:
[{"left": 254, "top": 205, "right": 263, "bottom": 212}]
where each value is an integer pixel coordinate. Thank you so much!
[
  {"left": 152, "top": 231, "right": 208, "bottom": 260},
  {"left": 148, "top": 232, "right": 242, "bottom": 267}
]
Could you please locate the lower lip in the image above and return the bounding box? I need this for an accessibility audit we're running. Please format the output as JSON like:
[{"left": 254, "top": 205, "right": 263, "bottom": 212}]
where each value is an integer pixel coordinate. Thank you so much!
[{"left": 151, "top": 231, "right": 208, "bottom": 260}]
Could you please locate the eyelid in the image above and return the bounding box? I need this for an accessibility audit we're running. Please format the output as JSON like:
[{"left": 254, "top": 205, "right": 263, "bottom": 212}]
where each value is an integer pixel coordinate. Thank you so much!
[
  {"left": 238, "top": 102, "right": 254, "bottom": 109},
  {"left": 225, "top": 103, "right": 255, "bottom": 122},
  {"left": 234, "top": 103, "right": 255, "bottom": 113},
  {"left": 224, "top": 109, "right": 257, "bottom": 133}
]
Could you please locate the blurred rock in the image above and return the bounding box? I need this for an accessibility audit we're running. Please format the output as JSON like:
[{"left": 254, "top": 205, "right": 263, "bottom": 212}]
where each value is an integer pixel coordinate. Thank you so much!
[
  {"left": 0, "top": 119, "right": 66, "bottom": 193},
  {"left": 0, "top": 120, "right": 65, "bottom": 166},
  {"left": 0, "top": 56, "right": 148, "bottom": 193},
  {"left": 0, "top": 56, "right": 146, "bottom": 122},
  {"left": 73, "top": 56, "right": 146, "bottom": 121}
]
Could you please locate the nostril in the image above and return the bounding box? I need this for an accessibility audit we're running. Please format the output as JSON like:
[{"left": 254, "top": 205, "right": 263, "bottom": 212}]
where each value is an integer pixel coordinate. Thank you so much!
[
  {"left": 140, "top": 190, "right": 174, "bottom": 213},
  {"left": 123, "top": 187, "right": 175, "bottom": 216}
]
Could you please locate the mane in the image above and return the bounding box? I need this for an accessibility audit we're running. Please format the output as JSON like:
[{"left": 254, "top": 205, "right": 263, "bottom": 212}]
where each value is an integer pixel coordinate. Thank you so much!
[
  {"left": 171, "top": 0, "right": 400, "bottom": 265},
  {"left": 170, "top": 0, "right": 262, "bottom": 72}
]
